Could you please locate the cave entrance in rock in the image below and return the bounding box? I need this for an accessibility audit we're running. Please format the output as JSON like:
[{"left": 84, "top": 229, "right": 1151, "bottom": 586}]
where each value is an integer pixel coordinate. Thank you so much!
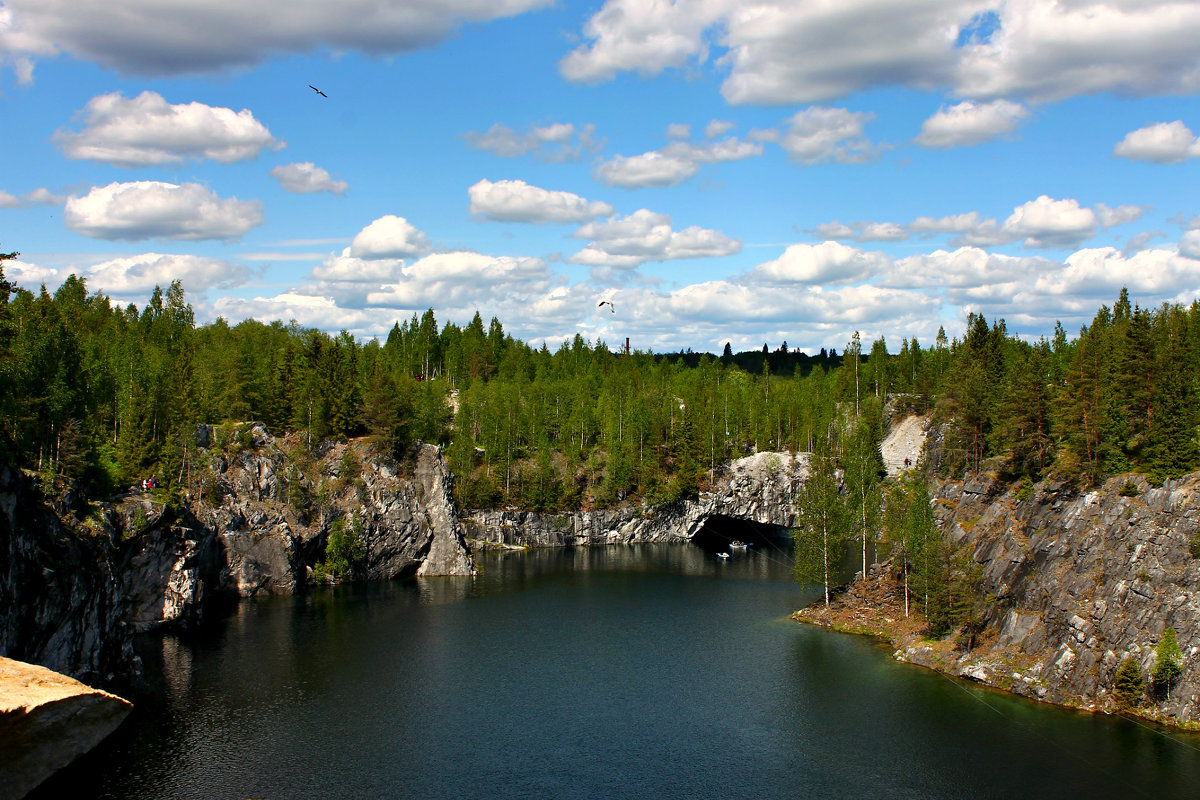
[{"left": 689, "top": 514, "right": 790, "bottom": 552}]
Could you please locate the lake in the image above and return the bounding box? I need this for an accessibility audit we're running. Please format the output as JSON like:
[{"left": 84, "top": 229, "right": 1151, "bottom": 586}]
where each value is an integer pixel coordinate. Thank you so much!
[{"left": 32, "top": 541, "right": 1200, "bottom": 799}]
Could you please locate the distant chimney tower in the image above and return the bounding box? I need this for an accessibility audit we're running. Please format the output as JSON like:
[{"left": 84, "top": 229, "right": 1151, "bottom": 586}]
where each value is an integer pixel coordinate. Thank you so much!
[{"left": 625, "top": 337, "right": 630, "bottom": 356}]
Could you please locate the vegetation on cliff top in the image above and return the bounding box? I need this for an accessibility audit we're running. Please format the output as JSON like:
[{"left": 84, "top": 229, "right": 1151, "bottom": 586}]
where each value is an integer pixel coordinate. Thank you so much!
[{"left": 3, "top": 250, "right": 1199, "bottom": 512}]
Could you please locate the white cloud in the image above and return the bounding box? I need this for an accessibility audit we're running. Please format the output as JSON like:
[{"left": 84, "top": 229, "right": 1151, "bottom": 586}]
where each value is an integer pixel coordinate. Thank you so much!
[
  {"left": 810, "top": 221, "right": 909, "bottom": 243},
  {"left": 881, "top": 247, "right": 1046, "bottom": 290},
  {"left": 1095, "top": 203, "right": 1144, "bottom": 228},
  {"left": 594, "top": 151, "right": 700, "bottom": 188},
  {"left": 64, "top": 181, "right": 264, "bottom": 241},
  {"left": 270, "top": 162, "right": 349, "bottom": 195},
  {"left": 558, "top": 0, "right": 726, "bottom": 83},
  {"left": 910, "top": 197, "right": 1138, "bottom": 249},
  {"left": 666, "top": 123, "right": 691, "bottom": 139},
  {"left": 54, "top": 91, "right": 280, "bottom": 166},
  {"left": 366, "top": 252, "right": 555, "bottom": 308},
  {"left": 348, "top": 215, "right": 431, "bottom": 260},
  {"left": 468, "top": 179, "right": 613, "bottom": 224},
  {"left": 0, "top": 187, "right": 65, "bottom": 208},
  {"left": 85, "top": 252, "right": 250, "bottom": 295},
  {"left": 311, "top": 253, "right": 405, "bottom": 283},
  {"left": 1033, "top": 247, "right": 1200, "bottom": 299},
  {"left": 212, "top": 292, "right": 378, "bottom": 335},
  {"left": 1002, "top": 196, "right": 1098, "bottom": 248},
  {"left": 915, "top": 100, "right": 1029, "bottom": 149},
  {"left": 705, "top": 119, "right": 735, "bottom": 139},
  {"left": 570, "top": 209, "right": 741, "bottom": 268},
  {"left": 3, "top": 257, "right": 60, "bottom": 289},
  {"left": 744, "top": 241, "right": 888, "bottom": 285},
  {"left": 1113, "top": 121, "right": 1200, "bottom": 163},
  {"left": 561, "top": 1, "right": 1200, "bottom": 105},
  {"left": 776, "top": 107, "right": 879, "bottom": 164},
  {"left": 2, "top": 0, "right": 553, "bottom": 76},
  {"left": 594, "top": 136, "right": 762, "bottom": 188},
  {"left": 462, "top": 122, "right": 599, "bottom": 162},
  {"left": 1179, "top": 230, "right": 1200, "bottom": 260}
]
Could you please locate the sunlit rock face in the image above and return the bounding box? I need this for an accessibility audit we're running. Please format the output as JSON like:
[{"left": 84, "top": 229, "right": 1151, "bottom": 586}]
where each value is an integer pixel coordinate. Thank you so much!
[
  {"left": 0, "top": 657, "right": 132, "bottom": 800},
  {"left": 462, "top": 451, "right": 809, "bottom": 548}
]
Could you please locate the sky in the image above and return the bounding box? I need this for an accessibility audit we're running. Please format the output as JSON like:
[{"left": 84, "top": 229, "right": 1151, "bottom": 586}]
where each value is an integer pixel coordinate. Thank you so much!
[{"left": 2, "top": 0, "right": 1200, "bottom": 355}]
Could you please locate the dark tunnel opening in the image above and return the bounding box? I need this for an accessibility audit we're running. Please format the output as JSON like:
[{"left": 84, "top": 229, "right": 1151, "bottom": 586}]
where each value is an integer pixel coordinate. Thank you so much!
[{"left": 690, "top": 514, "right": 791, "bottom": 552}]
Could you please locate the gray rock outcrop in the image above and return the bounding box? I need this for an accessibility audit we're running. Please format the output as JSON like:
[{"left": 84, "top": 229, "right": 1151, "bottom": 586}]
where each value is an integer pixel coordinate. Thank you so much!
[
  {"left": 894, "top": 472, "right": 1200, "bottom": 723},
  {"left": 464, "top": 451, "right": 808, "bottom": 547},
  {"left": 1, "top": 430, "right": 474, "bottom": 684}
]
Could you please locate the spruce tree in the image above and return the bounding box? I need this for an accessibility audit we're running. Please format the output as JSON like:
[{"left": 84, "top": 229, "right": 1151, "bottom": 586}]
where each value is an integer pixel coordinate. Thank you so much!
[
  {"left": 793, "top": 450, "right": 850, "bottom": 606},
  {"left": 1113, "top": 656, "right": 1146, "bottom": 708},
  {"left": 1152, "top": 627, "right": 1184, "bottom": 699}
]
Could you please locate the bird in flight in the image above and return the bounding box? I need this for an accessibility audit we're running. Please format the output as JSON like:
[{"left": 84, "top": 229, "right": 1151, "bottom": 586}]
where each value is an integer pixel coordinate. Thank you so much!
[
  {"left": 598, "top": 300, "right": 615, "bottom": 313},
  {"left": 309, "top": 85, "right": 328, "bottom": 98}
]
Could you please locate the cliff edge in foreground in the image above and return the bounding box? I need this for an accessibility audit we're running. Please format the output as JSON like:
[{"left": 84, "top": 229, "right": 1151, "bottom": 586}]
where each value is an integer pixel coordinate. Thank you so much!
[{"left": 0, "top": 657, "right": 131, "bottom": 800}]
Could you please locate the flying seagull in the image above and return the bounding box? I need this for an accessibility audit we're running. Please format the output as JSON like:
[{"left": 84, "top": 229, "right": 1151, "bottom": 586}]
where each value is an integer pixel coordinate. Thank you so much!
[
  {"left": 598, "top": 300, "right": 615, "bottom": 313},
  {"left": 309, "top": 85, "right": 328, "bottom": 98}
]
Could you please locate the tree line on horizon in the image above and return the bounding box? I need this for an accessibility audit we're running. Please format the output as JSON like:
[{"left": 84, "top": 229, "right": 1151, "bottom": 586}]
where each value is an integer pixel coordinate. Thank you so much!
[{"left": 3, "top": 250, "right": 1199, "bottom": 511}]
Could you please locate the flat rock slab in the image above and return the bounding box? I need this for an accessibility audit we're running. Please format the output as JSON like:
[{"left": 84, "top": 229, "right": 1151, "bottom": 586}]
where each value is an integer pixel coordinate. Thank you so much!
[{"left": 0, "top": 657, "right": 132, "bottom": 800}]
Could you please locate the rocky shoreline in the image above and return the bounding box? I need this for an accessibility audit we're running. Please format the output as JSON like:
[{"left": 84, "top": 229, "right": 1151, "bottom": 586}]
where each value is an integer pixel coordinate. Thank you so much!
[{"left": 795, "top": 469, "right": 1200, "bottom": 730}]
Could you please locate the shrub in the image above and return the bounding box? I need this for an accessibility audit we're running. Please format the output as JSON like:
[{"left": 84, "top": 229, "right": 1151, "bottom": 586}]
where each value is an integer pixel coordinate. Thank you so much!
[
  {"left": 1113, "top": 657, "right": 1145, "bottom": 708},
  {"left": 1119, "top": 479, "right": 1139, "bottom": 498}
]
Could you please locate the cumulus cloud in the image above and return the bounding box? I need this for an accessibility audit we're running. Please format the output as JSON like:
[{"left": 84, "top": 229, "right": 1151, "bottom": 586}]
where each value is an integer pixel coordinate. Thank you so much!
[
  {"left": 462, "top": 122, "right": 599, "bottom": 162},
  {"left": 810, "top": 221, "right": 909, "bottom": 243},
  {"left": 0, "top": 187, "right": 63, "bottom": 208},
  {"left": 775, "top": 107, "right": 880, "bottom": 164},
  {"left": 705, "top": 119, "right": 735, "bottom": 139},
  {"left": 594, "top": 136, "right": 762, "bottom": 188},
  {"left": 560, "top": 1, "right": 1200, "bottom": 105},
  {"left": 1113, "top": 121, "right": 1200, "bottom": 163},
  {"left": 594, "top": 151, "right": 699, "bottom": 189},
  {"left": 1179, "top": 230, "right": 1200, "bottom": 260},
  {"left": 744, "top": 241, "right": 889, "bottom": 285},
  {"left": 366, "top": 252, "right": 555, "bottom": 309},
  {"left": 85, "top": 252, "right": 251, "bottom": 295},
  {"left": 2, "top": 257, "right": 60, "bottom": 289},
  {"left": 2, "top": 0, "right": 553, "bottom": 76},
  {"left": 348, "top": 215, "right": 431, "bottom": 260},
  {"left": 54, "top": 91, "right": 281, "bottom": 167},
  {"left": 666, "top": 123, "right": 691, "bottom": 139},
  {"left": 270, "top": 162, "right": 349, "bottom": 195},
  {"left": 915, "top": 99, "right": 1029, "bottom": 148},
  {"left": 468, "top": 179, "right": 613, "bottom": 224},
  {"left": 1002, "top": 196, "right": 1100, "bottom": 248},
  {"left": 569, "top": 209, "right": 741, "bottom": 268},
  {"left": 64, "top": 181, "right": 264, "bottom": 241},
  {"left": 558, "top": 0, "right": 725, "bottom": 83},
  {"left": 212, "top": 292, "right": 378, "bottom": 336},
  {"left": 908, "top": 197, "right": 1139, "bottom": 249}
]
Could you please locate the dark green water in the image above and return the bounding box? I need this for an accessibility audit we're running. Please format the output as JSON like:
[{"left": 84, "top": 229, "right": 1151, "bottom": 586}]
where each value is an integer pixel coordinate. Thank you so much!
[{"left": 34, "top": 543, "right": 1200, "bottom": 799}]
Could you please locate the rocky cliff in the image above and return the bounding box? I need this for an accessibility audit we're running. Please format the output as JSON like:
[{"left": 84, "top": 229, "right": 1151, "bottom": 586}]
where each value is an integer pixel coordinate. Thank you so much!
[
  {"left": 463, "top": 450, "right": 808, "bottom": 548},
  {"left": 904, "top": 472, "right": 1200, "bottom": 723},
  {"left": 1, "top": 428, "right": 474, "bottom": 684}
]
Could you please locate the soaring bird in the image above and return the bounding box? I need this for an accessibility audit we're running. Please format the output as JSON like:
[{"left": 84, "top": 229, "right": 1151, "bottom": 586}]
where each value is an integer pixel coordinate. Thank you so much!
[
  {"left": 309, "top": 85, "right": 328, "bottom": 98},
  {"left": 598, "top": 300, "right": 615, "bottom": 313}
]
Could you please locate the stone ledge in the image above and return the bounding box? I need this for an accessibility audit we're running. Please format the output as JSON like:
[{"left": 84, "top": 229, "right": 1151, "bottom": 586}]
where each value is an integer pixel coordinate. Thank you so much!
[{"left": 0, "top": 657, "right": 131, "bottom": 800}]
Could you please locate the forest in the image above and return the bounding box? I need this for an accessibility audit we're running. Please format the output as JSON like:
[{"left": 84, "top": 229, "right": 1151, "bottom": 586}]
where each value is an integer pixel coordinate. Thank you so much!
[{"left": 3, "top": 245, "right": 1200, "bottom": 517}]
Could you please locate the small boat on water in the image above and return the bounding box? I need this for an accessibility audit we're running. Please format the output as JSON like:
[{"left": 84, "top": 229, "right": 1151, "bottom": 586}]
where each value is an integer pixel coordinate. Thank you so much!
[
  {"left": 729, "top": 541, "right": 748, "bottom": 550},
  {"left": 716, "top": 552, "right": 730, "bottom": 559}
]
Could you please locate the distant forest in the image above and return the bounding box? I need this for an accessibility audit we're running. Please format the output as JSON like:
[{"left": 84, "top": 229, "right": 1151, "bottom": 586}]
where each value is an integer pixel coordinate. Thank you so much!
[{"left": 2, "top": 248, "right": 1198, "bottom": 510}]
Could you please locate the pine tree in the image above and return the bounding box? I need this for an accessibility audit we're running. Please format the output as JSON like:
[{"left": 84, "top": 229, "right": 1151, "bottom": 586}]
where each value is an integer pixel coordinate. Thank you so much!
[{"left": 793, "top": 450, "right": 850, "bottom": 606}]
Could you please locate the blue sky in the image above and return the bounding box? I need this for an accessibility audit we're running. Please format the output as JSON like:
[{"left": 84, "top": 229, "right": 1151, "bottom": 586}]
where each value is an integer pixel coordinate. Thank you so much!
[{"left": 2, "top": 0, "right": 1200, "bottom": 354}]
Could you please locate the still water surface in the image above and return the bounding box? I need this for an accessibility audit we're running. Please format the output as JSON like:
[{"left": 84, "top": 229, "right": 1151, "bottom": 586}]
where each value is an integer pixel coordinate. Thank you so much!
[{"left": 35, "top": 542, "right": 1200, "bottom": 799}]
